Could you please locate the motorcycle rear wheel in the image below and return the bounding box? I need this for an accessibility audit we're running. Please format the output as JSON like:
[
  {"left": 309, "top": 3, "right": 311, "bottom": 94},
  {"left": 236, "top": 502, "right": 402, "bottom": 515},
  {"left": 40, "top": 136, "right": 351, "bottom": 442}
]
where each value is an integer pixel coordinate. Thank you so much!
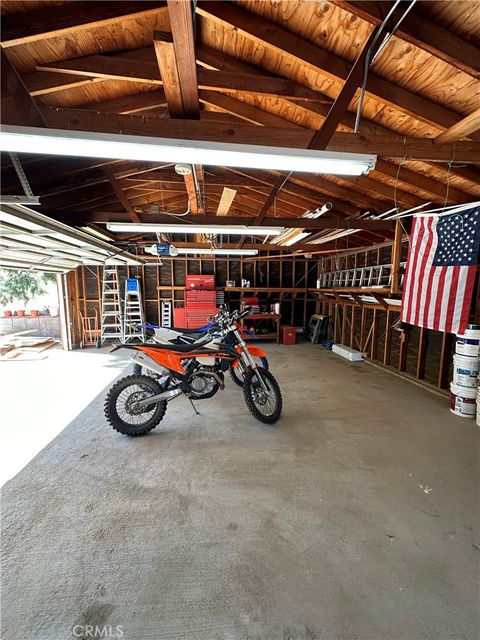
[
  {"left": 243, "top": 367, "right": 282, "bottom": 424},
  {"left": 104, "top": 374, "right": 167, "bottom": 436},
  {"left": 230, "top": 356, "right": 268, "bottom": 387}
]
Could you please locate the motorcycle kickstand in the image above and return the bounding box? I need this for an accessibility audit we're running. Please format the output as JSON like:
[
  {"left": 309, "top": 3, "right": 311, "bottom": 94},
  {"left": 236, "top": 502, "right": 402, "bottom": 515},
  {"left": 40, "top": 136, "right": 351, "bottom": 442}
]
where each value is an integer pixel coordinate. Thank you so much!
[{"left": 188, "top": 396, "right": 200, "bottom": 416}]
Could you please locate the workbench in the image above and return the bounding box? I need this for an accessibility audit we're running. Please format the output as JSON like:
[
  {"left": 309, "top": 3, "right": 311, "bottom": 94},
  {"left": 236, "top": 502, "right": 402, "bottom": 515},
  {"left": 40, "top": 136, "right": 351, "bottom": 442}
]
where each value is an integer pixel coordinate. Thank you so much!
[{"left": 241, "top": 313, "right": 281, "bottom": 343}]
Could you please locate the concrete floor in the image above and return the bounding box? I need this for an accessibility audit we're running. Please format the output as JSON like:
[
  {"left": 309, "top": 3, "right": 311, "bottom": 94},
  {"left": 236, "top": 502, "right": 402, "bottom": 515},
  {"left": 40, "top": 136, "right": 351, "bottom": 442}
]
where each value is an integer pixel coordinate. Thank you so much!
[
  {"left": 1, "top": 343, "right": 479, "bottom": 640},
  {"left": 0, "top": 346, "right": 130, "bottom": 486}
]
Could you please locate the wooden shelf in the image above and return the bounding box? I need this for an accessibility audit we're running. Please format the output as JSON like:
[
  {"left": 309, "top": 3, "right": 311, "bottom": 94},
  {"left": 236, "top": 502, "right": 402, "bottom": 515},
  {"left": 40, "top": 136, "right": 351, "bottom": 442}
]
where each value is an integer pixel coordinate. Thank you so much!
[
  {"left": 226, "top": 287, "right": 308, "bottom": 293},
  {"left": 310, "top": 287, "right": 395, "bottom": 295}
]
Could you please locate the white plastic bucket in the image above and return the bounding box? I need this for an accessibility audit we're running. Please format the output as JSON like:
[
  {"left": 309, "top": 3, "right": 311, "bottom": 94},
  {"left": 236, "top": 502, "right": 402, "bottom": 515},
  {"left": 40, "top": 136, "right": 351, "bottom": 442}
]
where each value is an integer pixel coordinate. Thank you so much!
[
  {"left": 477, "top": 388, "right": 480, "bottom": 427},
  {"left": 450, "top": 382, "right": 476, "bottom": 418},
  {"left": 452, "top": 354, "right": 480, "bottom": 388},
  {"left": 456, "top": 333, "right": 480, "bottom": 357}
]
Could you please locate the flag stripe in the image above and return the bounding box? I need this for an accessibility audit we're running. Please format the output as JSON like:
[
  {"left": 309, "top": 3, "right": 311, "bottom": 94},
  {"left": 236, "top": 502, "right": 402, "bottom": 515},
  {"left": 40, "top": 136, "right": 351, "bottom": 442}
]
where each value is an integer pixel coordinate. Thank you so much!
[{"left": 414, "top": 217, "right": 436, "bottom": 327}]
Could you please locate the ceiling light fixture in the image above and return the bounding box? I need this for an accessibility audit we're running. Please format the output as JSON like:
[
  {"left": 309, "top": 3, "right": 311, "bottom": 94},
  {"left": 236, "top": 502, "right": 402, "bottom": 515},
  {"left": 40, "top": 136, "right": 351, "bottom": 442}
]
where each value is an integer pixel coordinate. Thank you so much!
[
  {"left": 0, "top": 125, "right": 377, "bottom": 175},
  {"left": 107, "top": 222, "right": 282, "bottom": 236},
  {"left": 175, "top": 248, "right": 258, "bottom": 256}
]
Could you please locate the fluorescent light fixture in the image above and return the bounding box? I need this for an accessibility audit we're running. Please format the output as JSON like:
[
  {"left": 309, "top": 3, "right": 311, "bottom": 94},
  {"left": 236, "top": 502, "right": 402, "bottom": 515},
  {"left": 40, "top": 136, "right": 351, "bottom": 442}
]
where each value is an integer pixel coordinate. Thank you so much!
[
  {"left": 79, "top": 226, "right": 112, "bottom": 242},
  {"left": 107, "top": 222, "right": 282, "bottom": 236},
  {"left": 0, "top": 125, "right": 377, "bottom": 175},
  {"left": 283, "top": 231, "right": 310, "bottom": 246},
  {"left": 176, "top": 248, "right": 258, "bottom": 256}
]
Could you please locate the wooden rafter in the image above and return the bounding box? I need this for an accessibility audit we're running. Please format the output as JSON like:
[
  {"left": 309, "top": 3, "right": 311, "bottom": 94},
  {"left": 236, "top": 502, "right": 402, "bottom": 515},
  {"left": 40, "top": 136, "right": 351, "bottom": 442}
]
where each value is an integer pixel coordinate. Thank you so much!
[
  {"left": 153, "top": 36, "right": 184, "bottom": 119},
  {"left": 435, "top": 107, "right": 480, "bottom": 144},
  {"left": 36, "top": 56, "right": 335, "bottom": 103},
  {"left": 330, "top": 0, "right": 480, "bottom": 80},
  {"left": 103, "top": 168, "right": 141, "bottom": 223},
  {"left": 167, "top": 0, "right": 200, "bottom": 118},
  {"left": 1, "top": 50, "right": 45, "bottom": 127},
  {"left": 196, "top": 1, "right": 480, "bottom": 137},
  {"left": 216, "top": 188, "right": 238, "bottom": 216}
]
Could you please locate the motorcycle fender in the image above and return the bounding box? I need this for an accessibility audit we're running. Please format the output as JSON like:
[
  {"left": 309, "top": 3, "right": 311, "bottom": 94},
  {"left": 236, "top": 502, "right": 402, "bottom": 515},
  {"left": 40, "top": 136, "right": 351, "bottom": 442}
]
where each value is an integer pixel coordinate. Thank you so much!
[
  {"left": 246, "top": 344, "right": 266, "bottom": 358},
  {"left": 232, "top": 344, "right": 266, "bottom": 368}
]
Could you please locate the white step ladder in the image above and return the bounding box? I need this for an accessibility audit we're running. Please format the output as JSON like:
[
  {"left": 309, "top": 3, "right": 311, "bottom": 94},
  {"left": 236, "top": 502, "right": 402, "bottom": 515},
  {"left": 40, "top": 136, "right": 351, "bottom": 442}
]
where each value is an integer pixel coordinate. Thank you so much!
[
  {"left": 101, "top": 267, "right": 123, "bottom": 345},
  {"left": 123, "top": 278, "right": 146, "bottom": 342},
  {"left": 161, "top": 300, "right": 172, "bottom": 328}
]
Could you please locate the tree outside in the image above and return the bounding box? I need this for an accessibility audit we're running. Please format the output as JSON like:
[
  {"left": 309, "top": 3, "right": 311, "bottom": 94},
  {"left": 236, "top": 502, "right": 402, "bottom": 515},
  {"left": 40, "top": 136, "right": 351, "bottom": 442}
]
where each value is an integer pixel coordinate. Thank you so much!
[{"left": 0, "top": 269, "right": 59, "bottom": 314}]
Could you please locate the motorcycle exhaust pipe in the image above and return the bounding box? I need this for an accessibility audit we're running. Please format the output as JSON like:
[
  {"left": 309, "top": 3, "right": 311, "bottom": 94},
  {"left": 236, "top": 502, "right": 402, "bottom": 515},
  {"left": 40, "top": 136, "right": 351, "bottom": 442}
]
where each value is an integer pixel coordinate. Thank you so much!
[{"left": 136, "top": 387, "right": 182, "bottom": 407}]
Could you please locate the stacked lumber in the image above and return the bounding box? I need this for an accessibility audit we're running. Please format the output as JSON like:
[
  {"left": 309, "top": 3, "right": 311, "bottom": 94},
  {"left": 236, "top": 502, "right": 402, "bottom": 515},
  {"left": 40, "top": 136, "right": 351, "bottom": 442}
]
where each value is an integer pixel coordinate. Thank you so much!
[{"left": 0, "top": 330, "right": 59, "bottom": 361}]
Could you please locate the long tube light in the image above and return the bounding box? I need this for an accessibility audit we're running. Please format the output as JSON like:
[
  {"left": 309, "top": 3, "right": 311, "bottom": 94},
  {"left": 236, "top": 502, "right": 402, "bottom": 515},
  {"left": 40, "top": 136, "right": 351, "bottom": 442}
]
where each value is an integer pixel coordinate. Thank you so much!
[
  {"left": 283, "top": 231, "right": 310, "bottom": 246},
  {"left": 107, "top": 222, "right": 282, "bottom": 236},
  {"left": 176, "top": 248, "right": 258, "bottom": 256},
  {"left": 0, "top": 125, "right": 377, "bottom": 175}
]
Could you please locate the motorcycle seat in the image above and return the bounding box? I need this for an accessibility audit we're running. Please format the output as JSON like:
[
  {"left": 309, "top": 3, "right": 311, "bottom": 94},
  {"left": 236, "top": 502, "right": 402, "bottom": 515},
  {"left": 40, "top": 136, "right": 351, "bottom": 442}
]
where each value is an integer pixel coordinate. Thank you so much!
[
  {"left": 140, "top": 338, "right": 213, "bottom": 353},
  {"left": 172, "top": 326, "right": 207, "bottom": 335}
]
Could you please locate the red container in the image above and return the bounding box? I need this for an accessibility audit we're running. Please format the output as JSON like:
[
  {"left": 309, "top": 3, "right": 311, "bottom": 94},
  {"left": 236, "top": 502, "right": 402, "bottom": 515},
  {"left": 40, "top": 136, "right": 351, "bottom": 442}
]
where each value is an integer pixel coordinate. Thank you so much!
[
  {"left": 185, "top": 275, "right": 215, "bottom": 290},
  {"left": 173, "top": 307, "right": 186, "bottom": 329},
  {"left": 282, "top": 326, "right": 296, "bottom": 345}
]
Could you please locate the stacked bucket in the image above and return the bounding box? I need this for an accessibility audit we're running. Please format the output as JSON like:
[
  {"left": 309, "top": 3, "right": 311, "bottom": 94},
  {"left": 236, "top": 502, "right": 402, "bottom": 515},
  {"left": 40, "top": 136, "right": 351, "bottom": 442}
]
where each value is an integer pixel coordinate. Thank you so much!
[{"left": 450, "top": 324, "right": 480, "bottom": 424}]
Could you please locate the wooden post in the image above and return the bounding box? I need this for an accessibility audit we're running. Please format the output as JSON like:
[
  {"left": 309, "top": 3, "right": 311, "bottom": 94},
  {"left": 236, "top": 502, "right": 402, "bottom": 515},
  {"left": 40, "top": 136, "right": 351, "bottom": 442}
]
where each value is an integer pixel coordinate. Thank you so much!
[
  {"left": 371, "top": 309, "right": 378, "bottom": 360},
  {"left": 350, "top": 305, "right": 356, "bottom": 348},
  {"left": 438, "top": 332, "right": 452, "bottom": 388},
  {"left": 390, "top": 219, "right": 403, "bottom": 294},
  {"left": 416, "top": 327, "right": 427, "bottom": 379},
  {"left": 383, "top": 310, "right": 392, "bottom": 365},
  {"left": 399, "top": 329, "right": 408, "bottom": 371},
  {"left": 360, "top": 307, "right": 367, "bottom": 351}
]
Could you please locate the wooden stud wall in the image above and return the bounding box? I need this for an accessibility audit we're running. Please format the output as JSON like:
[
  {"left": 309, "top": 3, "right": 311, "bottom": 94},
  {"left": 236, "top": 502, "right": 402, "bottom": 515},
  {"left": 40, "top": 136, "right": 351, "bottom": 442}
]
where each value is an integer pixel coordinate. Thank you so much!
[{"left": 72, "top": 254, "right": 319, "bottom": 333}]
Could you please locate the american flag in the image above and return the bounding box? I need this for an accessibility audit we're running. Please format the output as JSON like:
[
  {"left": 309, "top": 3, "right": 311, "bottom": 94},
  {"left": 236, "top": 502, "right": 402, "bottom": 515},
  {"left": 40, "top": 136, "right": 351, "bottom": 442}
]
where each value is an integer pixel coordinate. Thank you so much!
[{"left": 401, "top": 206, "right": 480, "bottom": 334}]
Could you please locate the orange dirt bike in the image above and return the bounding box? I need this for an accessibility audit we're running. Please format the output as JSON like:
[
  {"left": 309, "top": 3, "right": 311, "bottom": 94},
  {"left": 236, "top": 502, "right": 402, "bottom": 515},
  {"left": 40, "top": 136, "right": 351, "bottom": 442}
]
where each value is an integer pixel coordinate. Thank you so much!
[
  {"left": 131, "top": 317, "right": 269, "bottom": 387},
  {"left": 104, "top": 306, "right": 282, "bottom": 435}
]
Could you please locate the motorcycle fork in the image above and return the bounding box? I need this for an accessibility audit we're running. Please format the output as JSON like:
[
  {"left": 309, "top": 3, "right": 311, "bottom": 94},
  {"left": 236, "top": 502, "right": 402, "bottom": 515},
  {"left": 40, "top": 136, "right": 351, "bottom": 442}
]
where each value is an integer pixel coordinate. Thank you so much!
[{"left": 233, "top": 328, "right": 269, "bottom": 392}]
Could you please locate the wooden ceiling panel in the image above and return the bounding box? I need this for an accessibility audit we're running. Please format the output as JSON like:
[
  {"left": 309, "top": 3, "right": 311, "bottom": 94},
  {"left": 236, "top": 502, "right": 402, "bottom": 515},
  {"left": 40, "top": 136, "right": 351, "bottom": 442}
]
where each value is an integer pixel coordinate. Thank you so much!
[
  {"left": 419, "top": 1, "right": 480, "bottom": 44},
  {"left": 0, "top": 1, "right": 68, "bottom": 15},
  {"left": 238, "top": 1, "right": 480, "bottom": 117},
  {"left": 197, "top": 12, "right": 449, "bottom": 137},
  {"left": 3, "top": 9, "right": 170, "bottom": 73}
]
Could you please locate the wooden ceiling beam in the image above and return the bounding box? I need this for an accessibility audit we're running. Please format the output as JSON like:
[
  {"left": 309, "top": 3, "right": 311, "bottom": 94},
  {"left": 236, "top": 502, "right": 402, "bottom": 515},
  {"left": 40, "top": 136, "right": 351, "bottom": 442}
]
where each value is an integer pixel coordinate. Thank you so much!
[
  {"left": 80, "top": 90, "right": 168, "bottom": 115},
  {"left": 199, "top": 90, "right": 300, "bottom": 128},
  {"left": 166, "top": 1, "right": 200, "bottom": 118},
  {"left": 435, "top": 107, "right": 480, "bottom": 145},
  {"left": 196, "top": 1, "right": 480, "bottom": 137},
  {"left": 183, "top": 173, "right": 200, "bottom": 214},
  {"left": 23, "top": 72, "right": 103, "bottom": 97},
  {"left": 1, "top": 2, "right": 168, "bottom": 48},
  {"left": 103, "top": 168, "right": 141, "bottom": 223},
  {"left": 216, "top": 188, "right": 237, "bottom": 216},
  {"left": 330, "top": 0, "right": 480, "bottom": 80},
  {"left": 36, "top": 108, "right": 480, "bottom": 163},
  {"left": 55, "top": 214, "right": 394, "bottom": 230},
  {"left": 1, "top": 50, "right": 45, "bottom": 127},
  {"left": 37, "top": 56, "right": 334, "bottom": 102},
  {"left": 153, "top": 37, "right": 185, "bottom": 118}
]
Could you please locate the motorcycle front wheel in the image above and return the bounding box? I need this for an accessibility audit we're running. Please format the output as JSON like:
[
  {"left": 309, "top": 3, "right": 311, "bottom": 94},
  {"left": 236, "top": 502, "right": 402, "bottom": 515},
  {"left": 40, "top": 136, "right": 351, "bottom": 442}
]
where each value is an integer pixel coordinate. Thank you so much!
[
  {"left": 230, "top": 356, "right": 269, "bottom": 387},
  {"left": 243, "top": 367, "right": 282, "bottom": 424},
  {"left": 104, "top": 374, "right": 167, "bottom": 436}
]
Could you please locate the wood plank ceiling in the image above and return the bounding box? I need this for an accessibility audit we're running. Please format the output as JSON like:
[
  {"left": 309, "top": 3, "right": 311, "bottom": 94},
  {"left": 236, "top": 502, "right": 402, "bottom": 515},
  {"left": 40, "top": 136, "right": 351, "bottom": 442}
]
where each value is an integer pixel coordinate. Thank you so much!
[{"left": 1, "top": 0, "right": 479, "bottom": 253}]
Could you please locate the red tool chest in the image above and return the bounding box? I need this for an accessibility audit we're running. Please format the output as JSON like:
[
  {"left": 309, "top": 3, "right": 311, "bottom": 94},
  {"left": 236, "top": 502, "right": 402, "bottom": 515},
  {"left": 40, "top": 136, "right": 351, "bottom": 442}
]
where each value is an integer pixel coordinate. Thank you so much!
[
  {"left": 185, "top": 275, "right": 215, "bottom": 290},
  {"left": 184, "top": 276, "right": 217, "bottom": 328},
  {"left": 282, "top": 326, "right": 296, "bottom": 345}
]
